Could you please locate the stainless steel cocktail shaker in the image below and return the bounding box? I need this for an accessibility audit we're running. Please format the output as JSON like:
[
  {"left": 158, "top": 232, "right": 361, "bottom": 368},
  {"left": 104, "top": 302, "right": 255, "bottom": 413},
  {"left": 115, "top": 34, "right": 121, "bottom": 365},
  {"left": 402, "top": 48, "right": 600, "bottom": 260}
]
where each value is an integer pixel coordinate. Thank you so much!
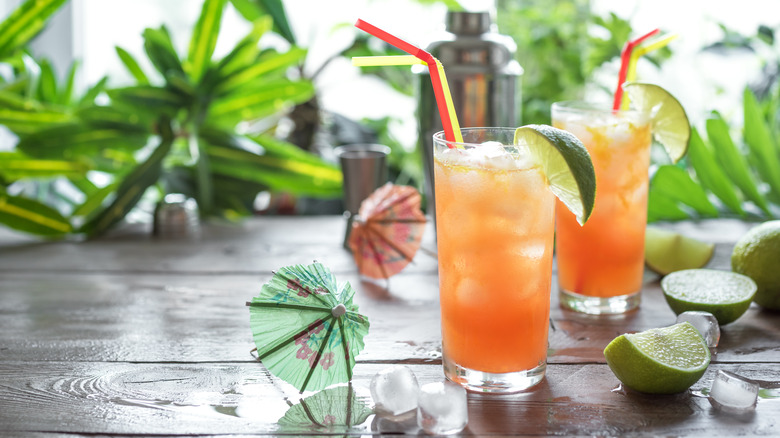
[{"left": 416, "top": 10, "right": 523, "bottom": 225}]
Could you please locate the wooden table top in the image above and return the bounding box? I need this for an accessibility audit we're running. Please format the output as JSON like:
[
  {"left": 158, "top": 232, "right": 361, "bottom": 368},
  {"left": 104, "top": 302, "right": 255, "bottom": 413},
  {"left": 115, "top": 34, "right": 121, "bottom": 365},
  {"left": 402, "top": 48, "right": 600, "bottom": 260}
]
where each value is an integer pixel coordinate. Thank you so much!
[{"left": 0, "top": 216, "right": 778, "bottom": 437}]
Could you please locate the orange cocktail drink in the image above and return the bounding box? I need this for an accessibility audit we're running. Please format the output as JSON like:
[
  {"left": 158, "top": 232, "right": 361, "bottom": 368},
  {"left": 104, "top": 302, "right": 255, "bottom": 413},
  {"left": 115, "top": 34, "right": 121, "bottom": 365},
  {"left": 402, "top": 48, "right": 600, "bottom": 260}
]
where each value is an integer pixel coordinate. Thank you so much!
[
  {"left": 552, "top": 102, "right": 651, "bottom": 314},
  {"left": 433, "top": 128, "right": 555, "bottom": 393}
]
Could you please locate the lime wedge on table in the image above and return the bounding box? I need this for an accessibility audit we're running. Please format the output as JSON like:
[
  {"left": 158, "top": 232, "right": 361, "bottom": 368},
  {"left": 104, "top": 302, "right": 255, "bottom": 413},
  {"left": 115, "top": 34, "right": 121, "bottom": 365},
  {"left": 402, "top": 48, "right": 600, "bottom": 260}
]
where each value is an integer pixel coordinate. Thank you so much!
[
  {"left": 604, "top": 322, "right": 710, "bottom": 394},
  {"left": 514, "top": 125, "right": 596, "bottom": 225},
  {"left": 623, "top": 82, "right": 691, "bottom": 163},
  {"left": 661, "top": 269, "right": 757, "bottom": 325},
  {"left": 645, "top": 227, "right": 715, "bottom": 275}
]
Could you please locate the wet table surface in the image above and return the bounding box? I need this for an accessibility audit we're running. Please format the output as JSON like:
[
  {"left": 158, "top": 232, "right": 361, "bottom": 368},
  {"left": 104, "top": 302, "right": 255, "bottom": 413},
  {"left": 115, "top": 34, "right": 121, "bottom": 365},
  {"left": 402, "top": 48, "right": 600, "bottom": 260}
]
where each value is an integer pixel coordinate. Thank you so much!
[{"left": 0, "top": 216, "right": 778, "bottom": 437}]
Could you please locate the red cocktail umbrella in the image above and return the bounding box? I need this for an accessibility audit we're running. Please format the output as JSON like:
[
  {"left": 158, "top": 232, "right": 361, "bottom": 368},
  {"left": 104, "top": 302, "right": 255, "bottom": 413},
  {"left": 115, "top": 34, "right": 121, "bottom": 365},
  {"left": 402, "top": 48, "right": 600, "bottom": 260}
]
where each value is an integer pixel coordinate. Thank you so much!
[{"left": 348, "top": 183, "right": 427, "bottom": 279}]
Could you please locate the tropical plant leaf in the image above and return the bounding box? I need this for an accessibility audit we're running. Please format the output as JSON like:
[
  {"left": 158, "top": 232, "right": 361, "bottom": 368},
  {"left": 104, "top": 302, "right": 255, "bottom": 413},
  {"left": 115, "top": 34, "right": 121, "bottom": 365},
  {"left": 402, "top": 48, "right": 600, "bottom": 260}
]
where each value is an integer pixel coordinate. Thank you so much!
[
  {"left": 107, "top": 85, "right": 187, "bottom": 116},
  {"left": 142, "top": 26, "right": 184, "bottom": 78},
  {"left": 706, "top": 112, "right": 770, "bottom": 214},
  {"left": 17, "top": 124, "right": 149, "bottom": 160},
  {"left": 78, "top": 76, "right": 109, "bottom": 107},
  {"left": 0, "top": 188, "right": 72, "bottom": 237},
  {"left": 80, "top": 118, "right": 174, "bottom": 237},
  {"left": 76, "top": 105, "right": 152, "bottom": 133},
  {"left": 687, "top": 128, "right": 744, "bottom": 216},
  {"left": 230, "top": 0, "right": 296, "bottom": 44},
  {"left": 211, "top": 17, "right": 272, "bottom": 80},
  {"left": 647, "top": 186, "right": 690, "bottom": 222},
  {"left": 59, "top": 61, "right": 78, "bottom": 105},
  {"left": 209, "top": 80, "right": 313, "bottom": 125},
  {"left": 72, "top": 181, "right": 120, "bottom": 219},
  {"left": 187, "top": 0, "right": 227, "bottom": 83},
  {"left": 743, "top": 87, "right": 780, "bottom": 202},
  {"left": 0, "top": 0, "right": 68, "bottom": 59},
  {"left": 0, "top": 107, "right": 72, "bottom": 134},
  {"left": 215, "top": 47, "right": 307, "bottom": 96},
  {"left": 36, "top": 58, "right": 58, "bottom": 102},
  {"left": 650, "top": 165, "right": 719, "bottom": 217},
  {"left": 116, "top": 46, "right": 150, "bottom": 85},
  {"left": 0, "top": 151, "right": 89, "bottom": 181},
  {"left": 0, "top": 89, "right": 42, "bottom": 110}
]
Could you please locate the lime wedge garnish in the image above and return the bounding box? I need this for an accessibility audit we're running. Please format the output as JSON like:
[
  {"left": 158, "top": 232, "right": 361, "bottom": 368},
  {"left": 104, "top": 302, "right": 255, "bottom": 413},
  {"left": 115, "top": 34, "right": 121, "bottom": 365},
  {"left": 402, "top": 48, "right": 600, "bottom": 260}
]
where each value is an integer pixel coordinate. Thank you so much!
[
  {"left": 514, "top": 125, "right": 596, "bottom": 225},
  {"left": 645, "top": 227, "right": 715, "bottom": 275},
  {"left": 604, "top": 322, "right": 710, "bottom": 394},
  {"left": 661, "top": 269, "right": 757, "bottom": 325},
  {"left": 623, "top": 82, "right": 691, "bottom": 163}
]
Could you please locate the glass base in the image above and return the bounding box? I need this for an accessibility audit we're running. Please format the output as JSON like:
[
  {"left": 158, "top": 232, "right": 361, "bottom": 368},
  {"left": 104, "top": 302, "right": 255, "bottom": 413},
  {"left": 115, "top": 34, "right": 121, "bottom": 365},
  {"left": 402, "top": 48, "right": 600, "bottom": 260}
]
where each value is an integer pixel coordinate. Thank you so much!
[
  {"left": 559, "top": 288, "right": 640, "bottom": 315},
  {"left": 443, "top": 355, "right": 545, "bottom": 393}
]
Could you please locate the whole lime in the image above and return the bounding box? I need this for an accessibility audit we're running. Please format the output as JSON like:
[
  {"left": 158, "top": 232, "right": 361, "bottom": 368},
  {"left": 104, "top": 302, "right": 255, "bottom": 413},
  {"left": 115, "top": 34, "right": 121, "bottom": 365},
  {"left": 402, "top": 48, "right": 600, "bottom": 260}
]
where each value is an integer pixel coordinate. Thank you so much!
[{"left": 731, "top": 220, "right": 780, "bottom": 310}]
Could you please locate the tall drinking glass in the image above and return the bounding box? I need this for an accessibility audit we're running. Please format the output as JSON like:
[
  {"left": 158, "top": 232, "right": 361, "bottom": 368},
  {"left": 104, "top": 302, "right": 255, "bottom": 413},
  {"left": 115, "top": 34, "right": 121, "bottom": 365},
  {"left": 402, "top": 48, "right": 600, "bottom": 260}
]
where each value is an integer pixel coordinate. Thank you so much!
[
  {"left": 552, "top": 102, "right": 652, "bottom": 315},
  {"left": 433, "top": 127, "right": 556, "bottom": 393}
]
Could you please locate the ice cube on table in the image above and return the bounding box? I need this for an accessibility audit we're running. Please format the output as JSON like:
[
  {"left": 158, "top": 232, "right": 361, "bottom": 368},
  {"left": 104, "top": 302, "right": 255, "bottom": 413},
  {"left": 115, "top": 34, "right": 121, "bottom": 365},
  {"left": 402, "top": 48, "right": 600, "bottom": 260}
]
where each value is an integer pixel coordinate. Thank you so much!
[
  {"left": 370, "top": 366, "right": 419, "bottom": 416},
  {"left": 417, "top": 381, "right": 468, "bottom": 435},
  {"left": 676, "top": 311, "right": 720, "bottom": 348},
  {"left": 709, "top": 370, "right": 759, "bottom": 411}
]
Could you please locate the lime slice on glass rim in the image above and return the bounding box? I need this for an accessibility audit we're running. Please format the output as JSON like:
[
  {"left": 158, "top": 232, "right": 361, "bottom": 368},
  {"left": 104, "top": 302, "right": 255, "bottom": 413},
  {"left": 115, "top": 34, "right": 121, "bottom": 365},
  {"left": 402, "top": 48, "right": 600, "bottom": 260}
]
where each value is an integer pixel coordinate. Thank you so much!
[
  {"left": 603, "top": 322, "right": 710, "bottom": 395},
  {"left": 514, "top": 125, "right": 596, "bottom": 225},
  {"left": 623, "top": 82, "right": 691, "bottom": 164},
  {"left": 661, "top": 269, "right": 757, "bottom": 325},
  {"left": 645, "top": 227, "right": 715, "bottom": 275}
]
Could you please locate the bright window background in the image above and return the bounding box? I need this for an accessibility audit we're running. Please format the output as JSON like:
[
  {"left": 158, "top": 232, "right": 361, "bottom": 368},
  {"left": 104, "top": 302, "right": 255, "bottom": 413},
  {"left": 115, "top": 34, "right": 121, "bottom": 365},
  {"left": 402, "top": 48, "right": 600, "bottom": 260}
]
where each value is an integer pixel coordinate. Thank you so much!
[{"left": 5, "top": 0, "right": 778, "bottom": 130}]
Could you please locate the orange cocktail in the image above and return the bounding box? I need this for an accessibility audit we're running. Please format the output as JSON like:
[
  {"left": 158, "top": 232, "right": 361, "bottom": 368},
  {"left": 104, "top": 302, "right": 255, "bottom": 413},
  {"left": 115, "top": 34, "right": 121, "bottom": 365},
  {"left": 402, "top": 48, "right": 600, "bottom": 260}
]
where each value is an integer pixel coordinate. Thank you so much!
[
  {"left": 552, "top": 102, "right": 651, "bottom": 314},
  {"left": 433, "top": 128, "right": 555, "bottom": 393}
]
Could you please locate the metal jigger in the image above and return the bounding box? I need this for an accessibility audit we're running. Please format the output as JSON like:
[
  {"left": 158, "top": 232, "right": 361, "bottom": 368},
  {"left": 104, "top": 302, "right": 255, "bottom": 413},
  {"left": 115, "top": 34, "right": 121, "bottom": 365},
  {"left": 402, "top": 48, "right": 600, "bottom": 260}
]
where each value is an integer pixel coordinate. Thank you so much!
[
  {"left": 153, "top": 193, "right": 201, "bottom": 239},
  {"left": 333, "top": 144, "right": 391, "bottom": 250}
]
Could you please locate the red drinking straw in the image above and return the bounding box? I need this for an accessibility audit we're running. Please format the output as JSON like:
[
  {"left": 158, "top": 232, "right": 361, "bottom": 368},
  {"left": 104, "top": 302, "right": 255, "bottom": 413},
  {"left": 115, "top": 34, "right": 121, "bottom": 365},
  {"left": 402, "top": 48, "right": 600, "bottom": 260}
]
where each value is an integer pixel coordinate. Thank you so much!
[
  {"left": 611, "top": 28, "right": 660, "bottom": 111},
  {"left": 355, "top": 19, "right": 459, "bottom": 145}
]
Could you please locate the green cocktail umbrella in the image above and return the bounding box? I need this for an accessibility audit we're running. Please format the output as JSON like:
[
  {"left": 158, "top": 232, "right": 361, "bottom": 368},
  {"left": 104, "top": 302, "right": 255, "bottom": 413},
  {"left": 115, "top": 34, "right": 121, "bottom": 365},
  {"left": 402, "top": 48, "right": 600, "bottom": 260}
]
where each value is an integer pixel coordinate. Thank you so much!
[{"left": 247, "top": 262, "right": 370, "bottom": 393}]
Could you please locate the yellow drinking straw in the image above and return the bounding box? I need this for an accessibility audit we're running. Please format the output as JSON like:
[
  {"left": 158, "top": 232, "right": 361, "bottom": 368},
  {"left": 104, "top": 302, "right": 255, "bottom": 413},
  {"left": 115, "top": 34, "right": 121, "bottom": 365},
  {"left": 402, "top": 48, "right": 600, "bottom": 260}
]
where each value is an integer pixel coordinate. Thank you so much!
[
  {"left": 621, "top": 33, "right": 679, "bottom": 110},
  {"left": 352, "top": 54, "right": 463, "bottom": 143},
  {"left": 352, "top": 55, "right": 426, "bottom": 66}
]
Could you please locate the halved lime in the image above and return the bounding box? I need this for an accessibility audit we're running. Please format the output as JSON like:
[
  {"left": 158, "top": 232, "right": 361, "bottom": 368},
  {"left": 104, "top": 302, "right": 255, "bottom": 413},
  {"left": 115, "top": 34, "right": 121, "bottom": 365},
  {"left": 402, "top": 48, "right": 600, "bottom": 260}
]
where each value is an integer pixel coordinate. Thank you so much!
[
  {"left": 604, "top": 322, "right": 710, "bottom": 394},
  {"left": 623, "top": 82, "right": 691, "bottom": 163},
  {"left": 661, "top": 269, "right": 757, "bottom": 325},
  {"left": 645, "top": 227, "right": 715, "bottom": 275},
  {"left": 514, "top": 125, "right": 596, "bottom": 225}
]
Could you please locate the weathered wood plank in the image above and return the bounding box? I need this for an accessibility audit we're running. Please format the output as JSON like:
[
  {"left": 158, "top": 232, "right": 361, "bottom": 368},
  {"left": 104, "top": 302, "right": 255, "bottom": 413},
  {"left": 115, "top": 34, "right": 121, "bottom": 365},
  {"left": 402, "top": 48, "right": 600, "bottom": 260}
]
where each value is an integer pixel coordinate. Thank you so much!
[
  {"left": 0, "top": 362, "right": 777, "bottom": 436},
  {"left": 0, "top": 269, "right": 777, "bottom": 364}
]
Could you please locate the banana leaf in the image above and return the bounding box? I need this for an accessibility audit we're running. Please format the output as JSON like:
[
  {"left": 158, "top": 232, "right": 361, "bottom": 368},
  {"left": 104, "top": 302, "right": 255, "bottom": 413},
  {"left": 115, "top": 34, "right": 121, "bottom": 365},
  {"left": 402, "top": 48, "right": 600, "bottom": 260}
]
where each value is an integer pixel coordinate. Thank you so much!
[
  {"left": 186, "top": 0, "right": 227, "bottom": 83},
  {"left": 0, "top": 188, "right": 72, "bottom": 237},
  {"left": 0, "top": 0, "right": 68, "bottom": 59}
]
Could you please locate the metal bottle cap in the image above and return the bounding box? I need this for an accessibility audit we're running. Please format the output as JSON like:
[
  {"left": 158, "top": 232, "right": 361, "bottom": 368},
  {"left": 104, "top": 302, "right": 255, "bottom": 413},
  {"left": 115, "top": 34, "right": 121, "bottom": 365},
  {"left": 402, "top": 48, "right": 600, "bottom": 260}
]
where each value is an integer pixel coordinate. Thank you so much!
[{"left": 446, "top": 11, "right": 491, "bottom": 35}]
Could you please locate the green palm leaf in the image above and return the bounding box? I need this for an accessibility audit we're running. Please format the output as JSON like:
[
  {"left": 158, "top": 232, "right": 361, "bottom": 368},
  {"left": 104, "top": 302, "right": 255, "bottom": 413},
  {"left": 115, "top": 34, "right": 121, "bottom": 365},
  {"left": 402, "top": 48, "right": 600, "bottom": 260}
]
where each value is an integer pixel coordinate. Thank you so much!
[
  {"left": 0, "top": 0, "right": 67, "bottom": 58},
  {"left": 687, "top": 128, "right": 744, "bottom": 215},
  {"left": 79, "top": 118, "right": 174, "bottom": 237},
  {"left": 143, "top": 26, "right": 184, "bottom": 78},
  {"left": 705, "top": 113, "right": 770, "bottom": 215},
  {"left": 116, "top": 47, "right": 150, "bottom": 85},
  {"left": 744, "top": 88, "right": 780, "bottom": 202},
  {"left": 650, "top": 165, "right": 719, "bottom": 217},
  {"left": 230, "top": 0, "right": 296, "bottom": 44},
  {"left": 0, "top": 189, "right": 72, "bottom": 237},
  {"left": 187, "top": 0, "right": 227, "bottom": 83},
  {"left": 0, "top": 151, "right": 88, "bottom": 181}
]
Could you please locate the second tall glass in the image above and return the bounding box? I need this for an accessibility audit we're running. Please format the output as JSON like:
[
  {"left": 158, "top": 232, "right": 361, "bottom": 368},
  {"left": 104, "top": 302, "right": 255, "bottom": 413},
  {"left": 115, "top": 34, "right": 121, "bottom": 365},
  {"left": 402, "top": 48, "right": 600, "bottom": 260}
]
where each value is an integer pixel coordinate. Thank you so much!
[{"left": 552, "top": 102, "right": 652, "bottom": 315}]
